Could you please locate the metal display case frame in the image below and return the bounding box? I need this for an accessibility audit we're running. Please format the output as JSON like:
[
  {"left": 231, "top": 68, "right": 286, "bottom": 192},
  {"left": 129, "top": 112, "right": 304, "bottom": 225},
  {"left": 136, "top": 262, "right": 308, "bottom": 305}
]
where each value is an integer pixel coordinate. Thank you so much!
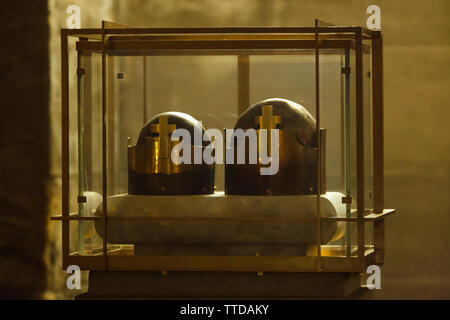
[{"left": 52, "top": 20, "right": 395, "bottom": 275}]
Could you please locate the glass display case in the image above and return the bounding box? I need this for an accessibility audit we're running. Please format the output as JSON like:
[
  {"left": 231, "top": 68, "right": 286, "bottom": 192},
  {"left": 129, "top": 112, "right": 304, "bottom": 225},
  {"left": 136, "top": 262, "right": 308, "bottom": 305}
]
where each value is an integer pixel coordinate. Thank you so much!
[{"left": 53, "top": 20, "right": 395, "bottom": 281}]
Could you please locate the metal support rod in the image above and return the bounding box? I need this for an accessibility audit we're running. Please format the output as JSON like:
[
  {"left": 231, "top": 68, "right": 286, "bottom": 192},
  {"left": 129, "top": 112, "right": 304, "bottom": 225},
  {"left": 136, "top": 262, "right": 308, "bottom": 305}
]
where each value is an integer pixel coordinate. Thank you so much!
[
  {"left": 355, "top": 28, "right": 366, "bottom": 264},
  {"left": 107, "top": 55, "right": 116, "bottom": 195},
  {"left": 372, "top": 32, "right": 385, "bottom": 264},
  {"left": 77, "top": 50, "right": 85, "bottom": 254},
  {"left": 82, "top": 51, "right": 93, "bottom": 191},
  {"left": 101, "top": 21, "right": 108, "bottom": 270},
  {"left": 314, "top": 19, "right": 322, "bottom": 268},
  {"left": 372, "top": 32, "right": 384, "bottom": 213},
  {"left": 61, "top": 30, "right": 70, "bottom": 269},
  {"left": 344, "top": 47, "right": 352, "bottom": 257},
  {"left": 237, "top": 55, "right": 250, "bottom": 115},
  {"left": 143, "top": 56, "right": 148, "bottom": 123}
]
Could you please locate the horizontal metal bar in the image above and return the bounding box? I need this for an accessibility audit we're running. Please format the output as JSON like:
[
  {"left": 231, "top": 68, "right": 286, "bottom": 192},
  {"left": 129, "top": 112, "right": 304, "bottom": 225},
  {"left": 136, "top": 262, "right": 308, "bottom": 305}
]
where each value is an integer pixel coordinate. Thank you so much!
[
  {"left": 84, "top": 49, "right": 349, "bottom": 57},
  {"left": 76, "top": 39, "right": 352, "bottom": 55},
  {"left": 51, "top": 214, "right": 102, "bottom": 221},
  {"left": 64, "top": 26, "right": 370, "bottom": 34},
  {"left": 110, "top": 39, "right": 351, "bottom": 50},
  {"left": 108, "top": 33, "right": 357, "bottom": 41},
  {"left": 104, "top": 26, "right": 372, "bottom": 36},
  {"left": 53, "top": 215, "right": 320, "bottom": 222},
  {"left": 66, "top": 254, "right": 369, "bottom": 273},
  {"left": 51, "top": 209, "right": 395, "bottom": 222},
  {"left": 64, "top": 26, "right": 374, "bottom": 42}
]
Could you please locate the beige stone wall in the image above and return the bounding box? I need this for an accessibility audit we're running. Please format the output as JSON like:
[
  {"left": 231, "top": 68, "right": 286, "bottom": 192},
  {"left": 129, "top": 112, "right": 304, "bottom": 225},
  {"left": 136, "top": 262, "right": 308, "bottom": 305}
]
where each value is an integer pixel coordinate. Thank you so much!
[{"left": 47, "top": 0, "right": 450, "bottom": 298}]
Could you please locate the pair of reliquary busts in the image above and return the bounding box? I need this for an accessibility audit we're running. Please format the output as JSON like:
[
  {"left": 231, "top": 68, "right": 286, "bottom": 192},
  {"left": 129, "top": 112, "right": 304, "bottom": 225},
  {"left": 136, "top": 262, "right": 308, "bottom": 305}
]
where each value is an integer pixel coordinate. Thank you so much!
[{"left": 128, "top": 98, "right": 324, "bottom": 196}]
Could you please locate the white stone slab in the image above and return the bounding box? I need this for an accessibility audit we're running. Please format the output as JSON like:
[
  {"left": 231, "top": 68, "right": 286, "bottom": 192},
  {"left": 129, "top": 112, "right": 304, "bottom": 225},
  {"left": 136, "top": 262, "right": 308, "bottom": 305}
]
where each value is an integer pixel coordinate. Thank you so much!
[{"left": 94, "top": 192, "right": 346, "bottom": 246}]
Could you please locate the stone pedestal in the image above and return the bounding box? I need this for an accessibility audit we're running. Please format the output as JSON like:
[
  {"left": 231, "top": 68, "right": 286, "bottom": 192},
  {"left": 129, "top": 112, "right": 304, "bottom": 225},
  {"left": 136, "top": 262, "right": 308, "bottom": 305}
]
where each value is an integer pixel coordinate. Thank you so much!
[{"left": 77, "top": 271, "right": 361, "bottom": 299}]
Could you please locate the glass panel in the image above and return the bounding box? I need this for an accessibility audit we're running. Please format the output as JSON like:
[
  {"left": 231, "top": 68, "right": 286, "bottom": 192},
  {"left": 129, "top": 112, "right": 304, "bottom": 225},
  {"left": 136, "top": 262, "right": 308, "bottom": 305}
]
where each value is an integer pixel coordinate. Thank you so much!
[
  {"left": 349, "top": 222, "right": 360, "bottom": 257},
  {"left": 79, "top": 52, "right": 103, "bottom": 196},
  {"left": 68, "top": 37, "right": 79, "bottom": 217},
  {"left": 250, "top": 54, "right": 316, "bottom": 118},
  {"left": 69, "top": 220, "right": 79, "bottom": 255},
  {"left": 319, "top": 51, "right": 345, "bottom": 193},
  {"left": 77, "top": 52, "right": 104, "bottom": 256},
  {"left": 365, "top": 221, "right": 374, "bottom": 254},
  {"left": 76, "top": 47, "right": 355, "bottom": 262},
  {"left": 320, "top": 49, "right": 347, "bottom": 256},
  {"left": 79, "top": 220, "right": 103, "bottom": 256},
  {"left": 325, "top": 221, "right": 359, "bottom": 258},
  {"left": 68, "top": 36, "right": 80, "bottom": 258},
  {"left": 341, "top": 47, "right": 358, "bottom": 256},
  {"left": 108, "top": 55, "right": 144, "bottom": 195}
]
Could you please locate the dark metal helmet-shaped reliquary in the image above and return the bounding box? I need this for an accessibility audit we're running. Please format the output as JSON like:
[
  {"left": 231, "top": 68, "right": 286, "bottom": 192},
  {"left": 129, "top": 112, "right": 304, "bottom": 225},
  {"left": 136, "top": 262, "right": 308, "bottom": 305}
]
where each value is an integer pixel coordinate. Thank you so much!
[
  {"left": 226, "top": 98, "right": 322, "bottom": 195},
  {"left": 128, "top": 111, "right": 214, "bottom": 195}
]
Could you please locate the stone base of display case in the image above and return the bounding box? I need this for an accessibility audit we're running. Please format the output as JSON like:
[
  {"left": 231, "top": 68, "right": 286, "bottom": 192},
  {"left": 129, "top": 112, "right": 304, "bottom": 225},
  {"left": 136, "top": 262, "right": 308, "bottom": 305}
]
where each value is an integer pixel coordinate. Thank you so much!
[{"left": 76, "top": 271, "right": 362, "bottom": 299}]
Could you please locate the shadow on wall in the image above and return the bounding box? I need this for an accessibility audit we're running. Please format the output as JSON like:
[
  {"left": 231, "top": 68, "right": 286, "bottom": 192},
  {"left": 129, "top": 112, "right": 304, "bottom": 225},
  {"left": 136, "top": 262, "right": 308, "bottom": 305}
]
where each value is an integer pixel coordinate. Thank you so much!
[{"left": 0, "top": 2, "right": 49, "bottom": 298}]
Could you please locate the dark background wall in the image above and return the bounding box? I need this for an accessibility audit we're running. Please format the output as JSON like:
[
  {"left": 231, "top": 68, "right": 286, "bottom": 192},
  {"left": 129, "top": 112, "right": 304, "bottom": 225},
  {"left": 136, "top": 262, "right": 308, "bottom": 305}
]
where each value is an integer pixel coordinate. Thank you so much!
[{"left": 0, "top": 2, "right": 49, "bottom": 298}]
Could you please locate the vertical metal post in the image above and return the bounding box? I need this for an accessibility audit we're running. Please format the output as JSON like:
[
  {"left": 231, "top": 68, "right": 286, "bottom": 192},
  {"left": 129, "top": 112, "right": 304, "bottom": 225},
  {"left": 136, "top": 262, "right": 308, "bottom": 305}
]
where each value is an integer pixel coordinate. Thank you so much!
[
  {"left": 314, "top": 19, "right": 322, "bottom": 268},
  {"left": 372, "top": 32, "right": 384, "bottom": 214},
  {"left": 355, "top": 28, "right": 366, "bottom": 265},
  {"left": 77, "top": 49, "right": 85, "bottom": 254},
  {"left": 82, "top": 51, "right": 93, "bottom": 190},
  {"left": 78, "top": 47, "right": 92, "bottom": 255},
  {"left": 237, "top": 55, "right": 250, "bottom": 115},
  {"left": 107, "top": 55, "right": 115, "bottom": 195},
  {"left": 319, "top": 128, "right": 327, "bottom": 194},
  {"left": 61, "top": 29, "right": 69, "bottom": 269},
  {"left": 372, "top": 31, "right": 385, "bottom": 264},
  {"left": 143, "top": 56, "right": 148, "bottom": 124},
  {"left": 101, "top": 21, "right": 108, "bottom": 270},
  {"left": 344, "top": 47, "right": 352, "bottom": 257}
]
